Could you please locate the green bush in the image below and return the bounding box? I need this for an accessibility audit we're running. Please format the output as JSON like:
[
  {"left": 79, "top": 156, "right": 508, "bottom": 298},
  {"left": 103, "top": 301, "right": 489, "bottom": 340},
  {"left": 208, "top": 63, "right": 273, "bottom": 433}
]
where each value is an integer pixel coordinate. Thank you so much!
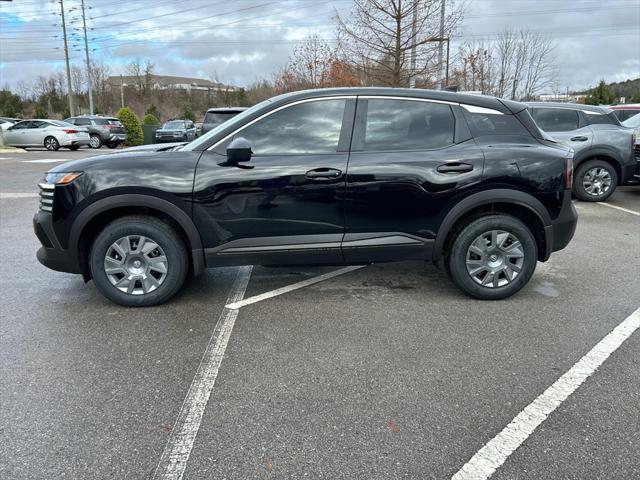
[
  {"left": 142, "top": 113, "right": 160, "bottom": 126},
  {"left": 34, "top": 105, "right": 48, "bottom": 119},
  {"left": 116, "top": 107, "right": 143, "bottom": 146},
  {"left": 181, "top": 103, "right": 196, "bottom": 122},
  {"left": 145, "top": 104, "right": 160, "bottom": 119}
]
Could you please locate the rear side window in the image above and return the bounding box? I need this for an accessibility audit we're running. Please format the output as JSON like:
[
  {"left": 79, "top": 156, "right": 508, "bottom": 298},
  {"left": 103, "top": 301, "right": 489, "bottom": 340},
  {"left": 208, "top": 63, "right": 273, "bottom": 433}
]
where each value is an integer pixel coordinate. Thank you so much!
[
  {"left": 93, "top": 118, "right": 110, "bottom": 125},
  {"left": 75, "top": 118, "right": 92, "bottom": 126},
  {"left": 362, "top": 99, "right": 455, "bottom": 151},
  {"left": 584, "top": 111, "right": 619, "bottom": 126},
  {"left": 463, "top": 110, "right": 529, "bottom": 136},
  {"left": 532, "top": 108, "right": 579, "bottom": 132}
]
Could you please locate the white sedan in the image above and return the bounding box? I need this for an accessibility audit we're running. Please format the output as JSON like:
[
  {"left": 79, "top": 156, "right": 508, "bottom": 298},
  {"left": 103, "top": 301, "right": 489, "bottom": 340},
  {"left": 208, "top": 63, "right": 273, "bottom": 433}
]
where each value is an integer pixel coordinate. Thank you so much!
[{"left": 2, "top": 119, "right": 91, "bottom": 151}]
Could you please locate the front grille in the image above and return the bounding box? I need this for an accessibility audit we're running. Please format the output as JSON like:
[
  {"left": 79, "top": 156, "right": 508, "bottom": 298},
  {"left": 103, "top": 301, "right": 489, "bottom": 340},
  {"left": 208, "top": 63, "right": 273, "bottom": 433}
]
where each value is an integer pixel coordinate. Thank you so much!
[
  {"left": 38, "top": 183, "right": 55, "bottom": 212},
  {"left": 635, "top": 145, "right": 640, "bottom": 161}
]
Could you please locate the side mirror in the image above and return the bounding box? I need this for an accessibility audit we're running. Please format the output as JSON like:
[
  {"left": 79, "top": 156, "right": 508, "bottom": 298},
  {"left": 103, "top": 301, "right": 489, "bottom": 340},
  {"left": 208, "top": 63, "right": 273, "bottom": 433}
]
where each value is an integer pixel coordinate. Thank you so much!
[{"left": 226, "top": 137, "right": 252, "bottom": 164}]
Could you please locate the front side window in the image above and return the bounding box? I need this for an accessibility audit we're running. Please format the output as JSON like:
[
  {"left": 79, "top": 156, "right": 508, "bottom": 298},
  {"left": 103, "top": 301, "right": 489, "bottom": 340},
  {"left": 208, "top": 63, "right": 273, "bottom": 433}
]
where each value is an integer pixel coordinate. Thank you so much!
[
  {"left": 362, "top": 99, "right": 455, "bottom": 151},
  {"left": 532, "top": 108, "right": 579, "bottom": 132},
  {"left": 237, "top": 99, "right": 346, "bottom": 155}
]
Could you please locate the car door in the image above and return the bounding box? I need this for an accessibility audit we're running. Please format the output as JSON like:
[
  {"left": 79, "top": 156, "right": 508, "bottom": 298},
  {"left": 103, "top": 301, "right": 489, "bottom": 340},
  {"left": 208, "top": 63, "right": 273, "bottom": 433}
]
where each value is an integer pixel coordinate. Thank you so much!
[
  {"left": 25, "top": 121, "right": 51, "bottom": 146},
  {"left": 193, "top": 96, "right": 356, "bottom": 266},
  {"left": 342, "top": 97, "right": 485, "bottom": 263},
  {"left": 531, "top": 107, "right": 591, "bottom": 155},
  {"left": 3, "top": 121, "right": 33, "bottom": 146}
]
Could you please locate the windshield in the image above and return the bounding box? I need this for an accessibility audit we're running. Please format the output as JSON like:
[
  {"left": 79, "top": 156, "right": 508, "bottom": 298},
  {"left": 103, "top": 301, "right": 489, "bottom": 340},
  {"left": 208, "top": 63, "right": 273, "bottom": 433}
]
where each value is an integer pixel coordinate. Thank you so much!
[
  {"left": 183, "top": 100, "right": 271, "bottom": 151},
  {"left": 163, "top": 121, "right": 185, "bottom": 129},
  {"left": 622, "top": 113, "right": 640, "bottom": 128},
  {"left": 204, "top": 112, "right": 239, "bottom": 125}
]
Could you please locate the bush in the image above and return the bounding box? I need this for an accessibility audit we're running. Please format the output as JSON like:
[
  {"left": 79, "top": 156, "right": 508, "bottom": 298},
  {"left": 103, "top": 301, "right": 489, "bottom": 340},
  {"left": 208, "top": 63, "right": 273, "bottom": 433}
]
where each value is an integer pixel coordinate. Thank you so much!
[
  {"left": 181, "top": 103, "right": 196, "bottom": 122},
  {"left": 145, "top": 104, "right": 160, "bottom": 119},
  {"left": 34, "top": 105, "right": 48, "bottom": 119},
  {"left": 142, "top": 113, "right": 160, "bottom": 126},
  {"left": 116, "top": 107, "right": 143, "bottom": 146}
]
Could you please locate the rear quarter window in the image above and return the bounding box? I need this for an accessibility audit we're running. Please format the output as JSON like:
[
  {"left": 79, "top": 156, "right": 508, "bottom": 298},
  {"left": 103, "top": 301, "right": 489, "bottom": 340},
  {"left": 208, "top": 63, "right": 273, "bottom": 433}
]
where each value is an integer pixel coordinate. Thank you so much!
[
  {"left": 584, "top": 111, "right": 619, "bottom": 126},
  {"left": 463, "top": 110, "right": 530, "bottom": 136}
]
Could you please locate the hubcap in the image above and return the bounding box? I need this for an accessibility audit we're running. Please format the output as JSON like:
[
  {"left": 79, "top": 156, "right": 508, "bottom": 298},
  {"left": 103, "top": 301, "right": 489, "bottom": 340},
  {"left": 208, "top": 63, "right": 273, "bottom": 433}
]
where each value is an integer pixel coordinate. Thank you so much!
[
  {"left": 45, "top": 138, "right": 56, "bottom": 150},
  {"left": 104, "top": 235, "right": 168, "bottom": 295},
  {"left": 90, "top": 136, "right": 100, "bottom": 148},
  {"left": 465, "top": 230, "right": 525, "bottom": 288},
  {"left": 583, "top": 167, "right": 612, "bottom": 196}
]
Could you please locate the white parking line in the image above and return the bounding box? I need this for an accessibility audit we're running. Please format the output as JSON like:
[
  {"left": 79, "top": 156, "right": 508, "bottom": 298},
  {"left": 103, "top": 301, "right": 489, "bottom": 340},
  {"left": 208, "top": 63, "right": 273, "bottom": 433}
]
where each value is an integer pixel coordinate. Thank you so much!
[
  {"left": 22, "top": 158, "right": 70, "bottom": 163},
  {"left": 153, "top": 266, "right": 253, "bottom": 480},
  {"left": 452, "top": 307, "right": 640, "bottom": 480},
  {"left": 0, "top": 192, "right": 38, "bottom": 199},
  {"left": 595, "top": 202, "right": 640, "bottom": 217},
  {"left": 226, "top": 265, "right": 366, "bottom": 309}
]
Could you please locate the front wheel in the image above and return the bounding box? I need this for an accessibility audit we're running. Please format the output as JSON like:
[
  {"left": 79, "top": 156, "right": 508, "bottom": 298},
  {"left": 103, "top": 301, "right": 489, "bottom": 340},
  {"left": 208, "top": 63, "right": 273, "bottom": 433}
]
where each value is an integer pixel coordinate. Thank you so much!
[
  {"left": 89, "top": 134, "right": 103, "bottom": 149},
  {"left": 447, "top": 215, "right": 537, "bottom": 300},
  {"left": 573, "top": 159, "right": 618, "bottom": 202},
  {"left": 90, "top": 216, "right": 189, "bottom": 307}
]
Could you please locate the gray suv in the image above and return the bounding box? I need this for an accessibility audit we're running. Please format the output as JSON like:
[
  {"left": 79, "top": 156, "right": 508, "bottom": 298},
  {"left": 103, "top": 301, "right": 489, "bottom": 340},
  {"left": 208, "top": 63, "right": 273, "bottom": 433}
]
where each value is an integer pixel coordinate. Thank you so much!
[
  {"left": 527, "top": 103, "right": 637, "bottom": 201},
  {"left": 65, "top": 115, "right": 126, "bottom": 149}
]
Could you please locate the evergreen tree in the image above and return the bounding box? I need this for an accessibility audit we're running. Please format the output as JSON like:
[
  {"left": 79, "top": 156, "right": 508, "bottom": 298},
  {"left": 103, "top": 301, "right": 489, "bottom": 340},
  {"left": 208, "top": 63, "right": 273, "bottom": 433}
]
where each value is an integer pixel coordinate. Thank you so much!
[{"left": 585, "top": 80, "right": 617, "bottom": 105}]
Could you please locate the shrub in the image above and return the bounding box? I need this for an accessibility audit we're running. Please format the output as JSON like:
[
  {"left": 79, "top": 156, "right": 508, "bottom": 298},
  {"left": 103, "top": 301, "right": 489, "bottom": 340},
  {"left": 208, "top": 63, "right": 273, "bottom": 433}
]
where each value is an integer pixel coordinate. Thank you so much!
[
  {"left": 145, "top": 104, "right": 160, "bottom": 119},
  {"left": 142, "top": 113, "right": 160, "bottom": 126},
  {"left": 116, "top": 107, "right": 143, "bottom": 146},
  {"left": 181, "top": 103, "right": 196, "bottom": 122}
]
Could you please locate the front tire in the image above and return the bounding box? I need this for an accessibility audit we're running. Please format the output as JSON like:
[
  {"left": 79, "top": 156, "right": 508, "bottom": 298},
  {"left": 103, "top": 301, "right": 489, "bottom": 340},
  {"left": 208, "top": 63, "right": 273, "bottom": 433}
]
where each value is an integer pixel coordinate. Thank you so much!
[
  {"left": 44, "top": 136, "right": 59, "bottom": 151},
  {"left": 89, "top": 134, "right": 103, "bottom": 149},
  {"left": 573, "top": 159, "right": 618, "bottom": 202},
  {"left": 107, "top": 141, "right": 118, "bottom": 149},
  {"left": 90, "top": 216, "right": 188, "bottom": 307},
  {"left": 447, "top": 215, "right": 537, "bottom": 300}
]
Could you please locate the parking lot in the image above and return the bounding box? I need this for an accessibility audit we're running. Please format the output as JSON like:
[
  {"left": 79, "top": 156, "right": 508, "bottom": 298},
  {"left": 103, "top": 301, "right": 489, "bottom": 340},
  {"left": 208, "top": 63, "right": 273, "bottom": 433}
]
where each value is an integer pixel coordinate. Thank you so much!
[{"left": 1, "top": 149, "right": 639, "bottom": 479}]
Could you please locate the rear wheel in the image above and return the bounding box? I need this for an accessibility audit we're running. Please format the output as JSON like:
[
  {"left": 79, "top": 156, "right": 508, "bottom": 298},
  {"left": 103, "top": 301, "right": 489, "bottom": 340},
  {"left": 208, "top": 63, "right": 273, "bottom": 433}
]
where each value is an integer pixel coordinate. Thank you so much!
[
  {"left": 44, "top": 136, "right": 59, "bottom": 151},
  {"left": 447, "top": 214, "right": 537, "bottom": 300},
  {"left": 68, "top": 145, "right": 80, "bottom": 151},
  {"left": 90, "top": 216, "right": 188, "bottom": 307},
  {"left": 89, "top": 134, "right": 103, "bottom": 149},
  {"left": 107, "top": 141, "right": 118, "bottom": 149},
  {"left": 573, "top": 159, "right": 618, "bottom": 202}
]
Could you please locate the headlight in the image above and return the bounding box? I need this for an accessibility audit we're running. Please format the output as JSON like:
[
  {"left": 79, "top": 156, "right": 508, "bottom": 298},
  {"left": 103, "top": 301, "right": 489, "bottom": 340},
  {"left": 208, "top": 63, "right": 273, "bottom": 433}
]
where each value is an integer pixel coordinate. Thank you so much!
[{"left": 45, "top": 172, "right": 83, "bottom": 185}]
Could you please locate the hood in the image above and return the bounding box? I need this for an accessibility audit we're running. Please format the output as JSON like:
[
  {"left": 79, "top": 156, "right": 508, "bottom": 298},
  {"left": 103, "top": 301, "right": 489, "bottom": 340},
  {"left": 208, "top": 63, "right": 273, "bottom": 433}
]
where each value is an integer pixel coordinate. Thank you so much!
[
  {"left": 47, "top": 149, "right": 197, "bottom": 174},
  {"left": 119, "top": 142, "right": 187, "bottom": 153}
]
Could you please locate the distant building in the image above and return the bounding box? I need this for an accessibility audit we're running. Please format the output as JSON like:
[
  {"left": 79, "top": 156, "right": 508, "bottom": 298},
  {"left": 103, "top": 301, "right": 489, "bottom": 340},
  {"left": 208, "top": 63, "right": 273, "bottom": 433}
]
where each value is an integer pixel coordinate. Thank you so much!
[
  {"left": 107, "top": 74, "right": 239, "bottom": 93},
  {"left": 537, "top": 93, "right": 587, "bottom": 103}
]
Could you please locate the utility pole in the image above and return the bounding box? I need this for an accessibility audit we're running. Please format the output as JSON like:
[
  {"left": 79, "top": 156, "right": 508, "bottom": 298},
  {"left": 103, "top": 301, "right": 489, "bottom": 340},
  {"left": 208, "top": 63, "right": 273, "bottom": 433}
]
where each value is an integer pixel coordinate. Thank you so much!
[
  {"left": 120, "top": 75, "right": 125, "bottom": 108},
  {"left": 59, "top": 0, "right": 75, "bottom": 116},
  {"left": 438, "top": 0, "right": 446, "bottom": 88},
  {"left": 409, "top": 0, "right": 418, "bottom": 88},
  {"left": 80, "top": 0, "right": 94, "bottom": 114}
]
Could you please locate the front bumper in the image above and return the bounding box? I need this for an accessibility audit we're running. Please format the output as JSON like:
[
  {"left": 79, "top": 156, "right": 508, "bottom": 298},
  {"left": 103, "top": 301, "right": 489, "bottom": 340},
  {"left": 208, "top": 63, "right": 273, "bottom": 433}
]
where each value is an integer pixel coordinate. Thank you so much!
[
  {"left": 33, "top": 210, "right": 81, "bottom": 274},
  {"left": 542, "top": 193, "right": 578, "bottom": 260}
]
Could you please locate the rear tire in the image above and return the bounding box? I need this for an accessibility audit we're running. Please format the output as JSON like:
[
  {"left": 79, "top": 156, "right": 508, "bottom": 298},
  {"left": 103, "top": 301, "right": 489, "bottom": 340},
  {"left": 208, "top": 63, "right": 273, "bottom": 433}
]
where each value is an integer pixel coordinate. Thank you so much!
[
  {"left": 89, "top": 134, "right": 103, "bottom": 149},
  {"left": 90, "top": 216, "right": 188, "bottom": 307},
  {"left": 107, "top": 141, "right": 118, "bottom": 149},
  {"left": 44, "top": 136, "right": 59, "bottom": 151},
  {"left": 68, "top": 145, "right": 80, "bottom": 151},
  {"left": 573, "top": 159, "right": 618, "bottom": 202},
  {"left": 447, "top": 214, "right": 537, "bottom": 300}
]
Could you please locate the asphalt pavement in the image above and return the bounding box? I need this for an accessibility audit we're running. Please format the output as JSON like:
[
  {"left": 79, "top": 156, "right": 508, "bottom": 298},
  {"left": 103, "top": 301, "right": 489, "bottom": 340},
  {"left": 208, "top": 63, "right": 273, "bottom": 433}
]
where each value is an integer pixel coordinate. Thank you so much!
[{"left": 1, "top": 148, "right": 639, "bottom": 479}]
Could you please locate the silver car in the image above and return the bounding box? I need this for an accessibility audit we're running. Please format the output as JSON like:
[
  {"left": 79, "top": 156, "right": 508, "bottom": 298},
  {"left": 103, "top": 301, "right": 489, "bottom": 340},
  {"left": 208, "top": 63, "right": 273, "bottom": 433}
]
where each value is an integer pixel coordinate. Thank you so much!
[
  {"left": 527, "top": 103, "right": 637, "bottom": 201},
  {"left": 3, "top": 119, "right": 91, "bottom": 151}
]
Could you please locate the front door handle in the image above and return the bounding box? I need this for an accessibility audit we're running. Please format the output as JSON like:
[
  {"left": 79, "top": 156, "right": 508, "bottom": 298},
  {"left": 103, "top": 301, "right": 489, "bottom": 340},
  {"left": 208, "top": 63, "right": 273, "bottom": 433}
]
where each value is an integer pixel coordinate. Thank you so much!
[
  {"left": 305, "top": 168, "right": 343, "bottom": 179},
  {"left": 570, "top": 136, "right": 589, "bottom": 142},
  {"left": 437, "top": 163, "right": 474, "bottom": 173}
]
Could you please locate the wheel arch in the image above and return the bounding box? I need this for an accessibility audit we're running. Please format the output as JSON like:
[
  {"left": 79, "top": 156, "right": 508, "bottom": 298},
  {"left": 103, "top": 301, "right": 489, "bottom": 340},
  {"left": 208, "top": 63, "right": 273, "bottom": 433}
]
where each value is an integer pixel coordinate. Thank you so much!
[
  {"left": 573, "top": 148, "right": 623, "bottom": 180},
  {"left": 433, "top": 189, "right": 552, "bottom": 263},
  {"left": 70, "top": 194, "right": 204, "bottom": 279}
]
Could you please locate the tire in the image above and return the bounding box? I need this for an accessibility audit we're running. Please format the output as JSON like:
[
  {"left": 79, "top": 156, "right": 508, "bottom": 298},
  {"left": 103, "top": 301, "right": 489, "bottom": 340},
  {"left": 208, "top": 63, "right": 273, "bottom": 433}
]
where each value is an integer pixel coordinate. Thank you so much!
[
  {"left": 89, "top": 134, "right": 103, "bottom": 149},
  {"left": 68, "top": 145, "right": 80, "bottom": 151},
  {"left": 107, "top": 141, "right": 118, "bottom": 149},
  {"left": 447, "top": 214, "right": 537, "bottom": 300},
  {"left": 44, "top": 136, "right": 59, "bottom": 151},
  {"left": 90, "top": 216, "right": 189, "bottom": 307},
  {"left": 573, "top": 159, "right": 618, "bottom": 202}
]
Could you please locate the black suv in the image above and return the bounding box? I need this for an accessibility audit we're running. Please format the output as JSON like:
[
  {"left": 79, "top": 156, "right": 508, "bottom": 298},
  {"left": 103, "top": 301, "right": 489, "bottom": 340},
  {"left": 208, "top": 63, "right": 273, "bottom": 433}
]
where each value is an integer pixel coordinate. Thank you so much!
[
  {"left": 34, "top": 88, "right": 577, "bottom": 306},
  {"left": 64, "top": 115, "right": 126, "bottom": 149}
]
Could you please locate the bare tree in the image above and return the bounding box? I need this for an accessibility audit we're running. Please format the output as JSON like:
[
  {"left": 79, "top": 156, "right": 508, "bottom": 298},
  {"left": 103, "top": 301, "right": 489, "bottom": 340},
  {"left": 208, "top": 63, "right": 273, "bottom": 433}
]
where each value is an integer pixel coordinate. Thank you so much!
[
  {"left": 90, "top": 62, "right": 112, "bottom": 110},
  {"left": 127, "top": 58, "right": 155, "bottom": 98},
  {"left": 335, "top": 0, "right": 463, "bottom": 87}
]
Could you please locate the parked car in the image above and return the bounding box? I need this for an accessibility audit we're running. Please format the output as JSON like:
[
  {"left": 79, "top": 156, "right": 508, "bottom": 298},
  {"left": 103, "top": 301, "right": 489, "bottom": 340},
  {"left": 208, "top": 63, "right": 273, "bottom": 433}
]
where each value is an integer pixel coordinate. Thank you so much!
[
  {"left": 0, "top": 117, "right": 18, "bottom": 131},
  {"left": 65, "top": 115, "right": 126, "bottom": 149},
  {"left": 608, "top": 103, "right": 640, "bottom": 122},
  {"left": 155, "top": 119, "right": 196, "bottom": 143},
  {"left": 527, "top": 102, "right": 637, "bottom": 201},
  {"left": 4, "top": 119, "right": 90, "bottom": 151},
  {"left": 201, "top": 107, "right": 247, "bottom": 134},
  {"left": 34, "top": 88, "right": 578, "bottom": 306},
  {"left": 622, "top": 113, "right": 640, "bottom": 181}
]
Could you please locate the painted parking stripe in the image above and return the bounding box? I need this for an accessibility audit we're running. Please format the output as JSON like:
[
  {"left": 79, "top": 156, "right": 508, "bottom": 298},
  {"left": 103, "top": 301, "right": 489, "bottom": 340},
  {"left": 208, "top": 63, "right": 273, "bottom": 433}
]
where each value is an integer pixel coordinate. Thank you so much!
[
  {"left": 226, "top": 265, "right": 366, "bottom": 309},
  {"left": 596, "top": 202, "right": 640, "bottom": 217},
  {"left": 452, "top": 306, "right": 640, "bottom": 480},
  {"left": 153, "top": 266, "right": 253, "bottom": 480},
  {"left": 22, "top": 158, "right": 70, "bottom": 163},
  {"left": 0, "top": 192, "right": 38, "bottom": 199}
]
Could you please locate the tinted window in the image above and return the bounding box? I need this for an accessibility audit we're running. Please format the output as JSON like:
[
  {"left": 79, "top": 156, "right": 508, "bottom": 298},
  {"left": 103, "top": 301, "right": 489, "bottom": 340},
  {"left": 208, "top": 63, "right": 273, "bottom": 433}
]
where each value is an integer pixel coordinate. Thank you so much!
[
  {"left": 107, "top": 119, "right": 123, "bottom": 126},
  {"left": 163, "top": 121, "right": 186, "bottom": 129},
  {"left": 532, "top": 108, "right": 579, "bottom": 132},
  {"left": 584, "top": 111, "right": 619, "bottom": 126},
  {"left": 10, "top": 121, "right": 31, "bottom": 130},
  {"left": 362, "top": 99, "right": 454, "bottom": 151},
  {"left": 464, "top": 110, "right": 530, "bottom": 136},
  {"left": 93, "top": 118, "right": 110, "bottom": 125},
  {"left": 612, "top": 109, "right": 638, "bottom": 122},
  {"left": 238, "top": 99, "right": 346, "bottom": 155},
  {"left": 75, "top": 118, "right": 91, "bottom": 126},
  {"left": 204, "top": 112, "right": 239, "bottom": 125}
]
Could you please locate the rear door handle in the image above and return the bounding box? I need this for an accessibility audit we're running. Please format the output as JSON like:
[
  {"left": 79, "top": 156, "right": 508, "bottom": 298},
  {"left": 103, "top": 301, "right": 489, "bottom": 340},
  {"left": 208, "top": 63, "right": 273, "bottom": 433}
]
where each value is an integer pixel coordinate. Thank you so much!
[
  {"left": 570, "top": 136, "right": 589, "bottom": 142},
  {"left": 437, "top": 163, "right": 474, "bottom": 173},
  {"left": 305, "top": 168, "right": 343, "bottom": 179}
]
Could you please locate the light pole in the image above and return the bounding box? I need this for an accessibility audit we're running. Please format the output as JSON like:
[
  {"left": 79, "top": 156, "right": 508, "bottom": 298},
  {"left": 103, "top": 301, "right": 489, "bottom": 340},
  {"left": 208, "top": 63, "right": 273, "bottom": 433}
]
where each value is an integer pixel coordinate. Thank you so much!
[
  {"left": 59, "top": 0, "right": 75, "bottom": 116},
  {"left": 79, "top": 0, "right": 94, "bottom": 114}
]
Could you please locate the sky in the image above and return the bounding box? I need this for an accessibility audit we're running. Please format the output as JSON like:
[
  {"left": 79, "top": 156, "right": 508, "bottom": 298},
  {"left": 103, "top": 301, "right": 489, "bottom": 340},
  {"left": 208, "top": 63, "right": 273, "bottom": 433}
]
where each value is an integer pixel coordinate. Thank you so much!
[{"left": 0, "top": 0, "right": 639, "bottom": 94}]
